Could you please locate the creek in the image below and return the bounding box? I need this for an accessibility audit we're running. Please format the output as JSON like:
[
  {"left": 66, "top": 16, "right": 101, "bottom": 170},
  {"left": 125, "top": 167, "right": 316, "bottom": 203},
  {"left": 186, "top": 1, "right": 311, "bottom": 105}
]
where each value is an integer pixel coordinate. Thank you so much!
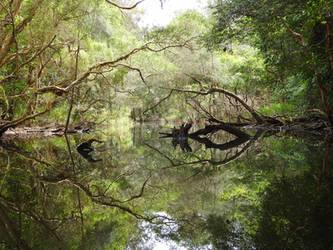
[{"left": 0, "top": 122, "right": 332, "bottom": 249}]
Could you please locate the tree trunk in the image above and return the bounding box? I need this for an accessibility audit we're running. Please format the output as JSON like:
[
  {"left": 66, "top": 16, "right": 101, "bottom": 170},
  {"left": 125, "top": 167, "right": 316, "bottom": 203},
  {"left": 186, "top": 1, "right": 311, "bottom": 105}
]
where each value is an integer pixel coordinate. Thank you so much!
[{"left": 326, "top": 16, "right": 333, "bottom": 78}]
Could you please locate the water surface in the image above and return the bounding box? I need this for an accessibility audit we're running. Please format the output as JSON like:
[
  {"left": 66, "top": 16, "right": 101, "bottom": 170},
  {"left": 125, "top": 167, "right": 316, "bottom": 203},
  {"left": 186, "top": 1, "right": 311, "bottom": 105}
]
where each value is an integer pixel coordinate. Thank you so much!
[{"left": 0, "top": 123, "right": 332, "bottom": 249}]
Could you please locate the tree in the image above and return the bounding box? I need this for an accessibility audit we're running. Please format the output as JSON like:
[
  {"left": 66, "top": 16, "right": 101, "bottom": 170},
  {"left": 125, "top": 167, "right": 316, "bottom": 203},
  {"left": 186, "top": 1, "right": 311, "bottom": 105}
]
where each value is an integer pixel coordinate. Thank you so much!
[
  {"left": 209, "top": 0, "right": 333, "bottom": 122},
  {"left": 0, "top": 0, "right": 190, "bottom": 137}
]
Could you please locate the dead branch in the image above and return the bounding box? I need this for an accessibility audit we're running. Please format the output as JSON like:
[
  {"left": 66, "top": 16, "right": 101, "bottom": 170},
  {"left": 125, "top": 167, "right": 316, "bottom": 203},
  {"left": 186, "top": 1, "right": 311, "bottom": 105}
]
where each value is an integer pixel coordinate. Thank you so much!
[
  {"left": 189, "top": 123, "right": 250, "bottom": 138},
  {"left": 191, "top": 98, "right": 224, "bottom": 123},
  {"left": 67, "top": 179, "right": 155, "bottom": 221},
  {"left": 119, "top": 174, "right": 151, "bottom": 203},
  {"left": 161, "top": 129, "right": 263, "bottom": 169}
]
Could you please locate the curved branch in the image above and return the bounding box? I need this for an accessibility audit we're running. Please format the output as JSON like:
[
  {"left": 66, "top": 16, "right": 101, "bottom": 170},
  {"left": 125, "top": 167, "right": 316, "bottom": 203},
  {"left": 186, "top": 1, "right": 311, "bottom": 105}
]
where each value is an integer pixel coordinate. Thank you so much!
[
  {"left": 121, "top": 174, "right": 151, "bottom": 203},
  {"left": 170, "top": 87, "right": 264, "bottom": 123},
  {"left": 114, "top": 63, "right": 147, "bottom": 85},
  {"left": 0, "top": 99, "right": 57, "bottom": 136},
  {"left": 142, "top": 89, "right": 174, "bottom": 114},
  {"left": 105, "top": 0, "right": 145, "bottom": 10},
  {"left": 37, "top": 40, "right": 193, "bottom": 95}
]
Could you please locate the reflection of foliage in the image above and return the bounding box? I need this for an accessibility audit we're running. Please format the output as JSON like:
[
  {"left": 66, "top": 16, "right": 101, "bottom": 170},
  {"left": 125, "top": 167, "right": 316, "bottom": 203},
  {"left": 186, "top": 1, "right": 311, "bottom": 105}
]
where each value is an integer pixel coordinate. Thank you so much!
[
  {"left": 255, "top": 173, "right": 333, "bottom": 250},
  {"left": 0, "top": 133, "right": 152, "bottom": 249},
  {"left": 206, "top": 215, "right": 252, "bottom": 250},
  {"left": 1, "top": 124, "right": 333, "bottom": 249}
]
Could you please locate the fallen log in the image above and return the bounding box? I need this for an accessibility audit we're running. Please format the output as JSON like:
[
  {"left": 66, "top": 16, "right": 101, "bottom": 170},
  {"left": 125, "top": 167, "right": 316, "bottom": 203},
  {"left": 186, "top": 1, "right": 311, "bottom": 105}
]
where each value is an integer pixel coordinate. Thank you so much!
[{"left": 160, "top": 122, "right": 251, "bottom": 139}]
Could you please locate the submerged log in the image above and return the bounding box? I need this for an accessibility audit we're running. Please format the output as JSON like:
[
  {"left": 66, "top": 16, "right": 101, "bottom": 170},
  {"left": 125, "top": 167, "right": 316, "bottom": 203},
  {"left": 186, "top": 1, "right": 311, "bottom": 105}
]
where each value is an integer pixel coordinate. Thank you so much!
[
  {"left": 169, "top": 123, "right": 193, "bottom": 152},
  {"left": 171, "top": 122, "right": 192, "bottom": 138},
  {"left": 189, "top": 123, "right": 250, "bottom": 139},
  {"left": 160, "top": 122, "right": 251, "bottom": 139},
  {"left": 160, "top": 122, "right": 251, "bottom": 152},
  {"left": 77, "top": 138, "right": 103, "bottom": 162}
]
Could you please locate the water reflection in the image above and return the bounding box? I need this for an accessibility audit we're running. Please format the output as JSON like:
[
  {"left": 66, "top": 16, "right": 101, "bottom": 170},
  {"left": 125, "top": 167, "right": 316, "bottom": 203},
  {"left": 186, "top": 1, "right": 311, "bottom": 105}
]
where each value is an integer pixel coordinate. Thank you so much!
[{"left": 0, "top": 123, "right": 332, "bottom": 249}]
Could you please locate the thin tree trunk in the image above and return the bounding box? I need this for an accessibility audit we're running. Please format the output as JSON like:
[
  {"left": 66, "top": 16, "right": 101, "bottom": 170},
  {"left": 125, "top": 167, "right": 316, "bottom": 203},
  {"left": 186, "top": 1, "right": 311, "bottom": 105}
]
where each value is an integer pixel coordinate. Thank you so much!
[
  {"left": 280, "top": 17, "right": 333, "bottom": 125},
  {"left": 326, "top": 17, "right": 333, "bottom": 77},
  {"left": 64, "top": 42, "right": 80, "bottom": 133}
]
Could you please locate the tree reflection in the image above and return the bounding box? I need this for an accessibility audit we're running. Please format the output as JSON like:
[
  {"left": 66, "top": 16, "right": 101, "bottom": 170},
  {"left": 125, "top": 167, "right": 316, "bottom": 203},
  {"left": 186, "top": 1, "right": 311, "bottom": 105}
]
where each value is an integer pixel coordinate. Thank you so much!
[
  {"left": 0, "top": 126, "right": 332, "bottom": 249},
  {"left": 254, "top": 149, "right": 333, "bottom": 250}
]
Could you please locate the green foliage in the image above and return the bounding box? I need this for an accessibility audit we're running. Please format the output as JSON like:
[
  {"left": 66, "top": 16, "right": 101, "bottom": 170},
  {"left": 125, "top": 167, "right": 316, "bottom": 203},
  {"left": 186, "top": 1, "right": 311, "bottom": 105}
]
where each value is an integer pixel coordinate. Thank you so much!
[
  {"left": 208, "top": 0, "right": 333, "bottom": 114},
  {"left": 259, "top": 103, "right": 296, "bottom": 116},
  {"left": 206, "top": 215, "right": 252, "bottom": 249},
  {"left": 255, "top": 172, "right": 333, "bottom": 250},
  {"left": 2, "top": 1, "right": 333, "bottom": 249}
]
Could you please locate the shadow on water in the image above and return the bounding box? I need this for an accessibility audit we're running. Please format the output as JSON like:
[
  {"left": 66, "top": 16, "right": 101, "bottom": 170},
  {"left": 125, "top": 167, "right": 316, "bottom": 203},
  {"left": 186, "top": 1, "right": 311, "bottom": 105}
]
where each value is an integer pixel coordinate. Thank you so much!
[{"left": 0, "top": 122, "right": 333, "bottom": 249}]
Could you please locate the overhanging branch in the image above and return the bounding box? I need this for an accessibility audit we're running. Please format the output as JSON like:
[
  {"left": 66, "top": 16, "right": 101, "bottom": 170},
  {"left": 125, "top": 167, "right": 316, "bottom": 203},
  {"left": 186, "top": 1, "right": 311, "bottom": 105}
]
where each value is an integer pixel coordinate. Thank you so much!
[
  {"left": 37, "top": 39, "right": 193, "bottom": 95},
  {"left": 169, "top": 87, "right": 264, "bottom": 123}
]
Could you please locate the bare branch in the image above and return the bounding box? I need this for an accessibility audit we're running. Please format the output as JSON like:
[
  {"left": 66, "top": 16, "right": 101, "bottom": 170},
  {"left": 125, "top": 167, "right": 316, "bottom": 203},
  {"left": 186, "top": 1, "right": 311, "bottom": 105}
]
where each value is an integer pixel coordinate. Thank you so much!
[
  {"left": 105, "top": 0, "right": 145, "bottom": 10},
  {"left": 37, "top": 40, "right": 193, "bottom": 94},
  {"left": 0, "top": 35, "right": 57, "bottom": 84},
  {"left": 114, "top": 63, "right": 148, "bottom": 85},
  {"left": 142, "top": 89, "right": 174, "bottom": 114},
  {"left": 66, "top": 179, "right": 154, "bottom": 221},
  {"left": 167, "top": 86, "right": 264, "bottom": 123},
  {"left": 121, "top": 174, "right": 151, "bottom": 203}
]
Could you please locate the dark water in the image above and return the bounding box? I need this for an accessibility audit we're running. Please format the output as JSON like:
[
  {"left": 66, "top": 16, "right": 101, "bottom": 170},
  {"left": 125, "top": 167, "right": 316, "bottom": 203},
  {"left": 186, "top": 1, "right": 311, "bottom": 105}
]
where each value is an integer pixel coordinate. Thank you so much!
[{"left": 0, "top": 123, "right": 333, "bottom": 250}]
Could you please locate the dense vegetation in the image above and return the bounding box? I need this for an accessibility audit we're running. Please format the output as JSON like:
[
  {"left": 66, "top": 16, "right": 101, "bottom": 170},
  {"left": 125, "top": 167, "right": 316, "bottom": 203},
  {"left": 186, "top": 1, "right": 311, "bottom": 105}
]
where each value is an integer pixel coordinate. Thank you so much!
[
  {"left": 1, "top": 0, "right": 333, "bottom": 249},
  {"left": 2, "top": 0, "right": 331, "bottom": 134},
  {"left": 2, "top": 0, "right": 332, "bottom": 132}
]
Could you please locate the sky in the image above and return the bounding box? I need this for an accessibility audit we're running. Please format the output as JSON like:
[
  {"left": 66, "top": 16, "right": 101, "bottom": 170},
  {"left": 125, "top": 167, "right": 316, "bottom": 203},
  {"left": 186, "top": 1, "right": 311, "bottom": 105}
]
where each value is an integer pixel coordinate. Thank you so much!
[{"left": 137, "top": 0, "right": 209, "bottom": 27}]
